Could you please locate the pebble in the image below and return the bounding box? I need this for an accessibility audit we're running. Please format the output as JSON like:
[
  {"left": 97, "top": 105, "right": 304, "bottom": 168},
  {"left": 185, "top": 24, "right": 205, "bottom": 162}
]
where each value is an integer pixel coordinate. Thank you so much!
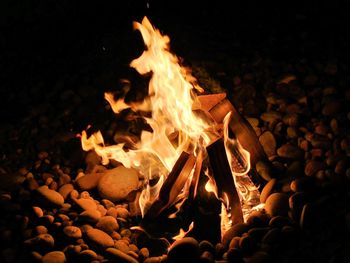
[
  {"left": 226, "top": 248, "right": 244, "bottom": 262},
  {"left": 97, "top": 166, "right": 139, "bottom": 202},
  {"left": 264, "top": 193, "right": 289, "bottom": 217},
  {"left": 239, "top": 235, "right": 256, "bottom": 255},
  {"left": 74, "top": 198, "right": 97, "bottom": 211},
  {"left": 24, "top": 234, "right": 55, "bottom": 252},
  {"left": 105, "top": 248, "right": 138, "bottom": 263},
  {"left": 260, "top": 111, "right": 282, "bottom": 123},
  {"left": 58, "top": 184, "right": 74, "bottom": 200},
  {"left": 200, "top": 251, "right": 214, "bottom": 263},
  {"left": 139, "top": 247, "right": 150, "bottom": 261},
  {"left": 222, "top": 223, "right": 249, "bottom": 248},
  {"left": 304, "top": 160, "right": 326, "bottom": 176},
  {"left": 167, "top": 237, "right": 200, "bottom": 263},
  {"left": 116, "top": 207, "right": 130, "bottom": 219},
  {"left": 79, "top": 210, "right": 101, "bottom": 223},
  {"left": 36, "top": 185, "right": 64, "bottom": 207},
  {"left": 42, "top": 251, "right": 66, "bottom": 263},
  {"left": 259, "top": 131, "right": 276, "bottom": 157},
  {"left": 245, "top": 251, "right": 271, "bottom": 263},
  {"left": 282, "top": 113, "right": 299, "bottom": 126},
  {"left": 76, "top": 171, "right": 105, "bottom": 191},
  {"left": 86, "top": 228, "right": 114, "bottom": 248},
  {"left": 260, "top": 178, "right": 277, "bottom": 203},
  {"left": 63, "top": 226, "right": 82, "bottom": 239},
  {"left": 277, "top": 144, "right": 304, "bottom": 159},
  {"left": 261, "top": 228, "right": 282, "bottom": 244},
  {"left": 79, "top": 250, "right": 98, "bottom": 262}
]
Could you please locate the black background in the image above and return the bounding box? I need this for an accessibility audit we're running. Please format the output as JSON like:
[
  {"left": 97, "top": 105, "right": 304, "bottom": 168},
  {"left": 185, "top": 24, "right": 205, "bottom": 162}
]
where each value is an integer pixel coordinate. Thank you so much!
[{"left": 1, "top": 0, "right": 349, "bottom": 122}]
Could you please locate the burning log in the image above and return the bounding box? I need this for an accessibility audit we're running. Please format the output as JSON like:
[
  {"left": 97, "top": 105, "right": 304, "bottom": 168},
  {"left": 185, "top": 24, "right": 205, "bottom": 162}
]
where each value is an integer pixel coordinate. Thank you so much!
[
  {"left": 144, "top": 151, "right": 196, "bottom": 219},
  {"left": 196, "top": 93, "right": 268, "bottom": 188},
  {"left": 206, "top": 137, "right": 244, "bottom": 225}
]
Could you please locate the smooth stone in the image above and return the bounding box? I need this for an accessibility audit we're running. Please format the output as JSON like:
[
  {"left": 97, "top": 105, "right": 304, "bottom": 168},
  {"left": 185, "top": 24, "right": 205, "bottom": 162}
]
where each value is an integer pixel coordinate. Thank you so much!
[
  {"left": 76, "top": 171, "right": 104, "bottom": 191},
  {"left": 74, "top": 198, "right": 97, "bottom": 211},
  {"left": 167, "top": 237, "right": 200, "bottom": 263},
  {"left": 79, "top": 210, "right": 101, "bottom": 223},
  {"left": 222, "top": 223, "right": 249, "bottom": 248},
  {"left": 114, "top": 240, "right": 130, "bottom": 253},
  {"left": 116, "top": 207, "right": 130, "bottom": 219},
  {"left": 200, "top": 251, "right": 214, "bottom": 263},
  {"left": 24, "top": 234, "right": 54, "bottom": 251},
  {"left": 268, "top": 216, "right": 291, "bottom": 228},
  {"left": 239, "top": 235, "right": 256, "bottom": 255},
  {"left": 98, "top": 166, "right": 139, "bottom": 202},
  {"left": 247, "top": 227, "right": 270, "bottom": 241},
  {"left": 261, "top": 228, "right": 282, "bottom": 244},
  {"left": 228, "top": 236, "right": 241, "bottom": 249},
  {"left": 106, "top": 207, "right": 119, "bottom": 218},
  {"left": 282, "top": 113, "right": 299, "bottom": 126},
  {"left": 260, "top": 179, "right": 277, "bottom": 203},
  {"left": 58, "top": 184, "right": 74, "bottom": 200},
  {"left": 264, "top": 193, "right": 289, "bottom": 217},
  {"left": 42, "top": 251, "right": 66, "bottom": 263},
  {"left": 199, "top": 240, "right": 215, "bottom": 255},
  {"left": 304, "top": 160, "right": 326, "bottom": 176},
  {"left": 256, "top": 161, "right": 273, "bottom": 181},
  {"left": 259, "top": 131, "right": 276, "bottom": 157},
  {"left": 63, "top": 226, "right": 82, "bottom": 239},
  {"left": 277, "top": 144, "right": 304, "bottom": 159},
  {"left": 105, "top": 248, "right": 138, "bottom": 263},
  {"left": 79, "top": 250, "right": 98, "bottom": 262},
  {"left": 260, "top": 111, "right": 282, "bottom": 123},
  {"left": 226, "top": 248, "right": 244, "bottom": 263},
  {"left": 245, "top": 251, "right": 271, "bottom": 263},
  {"left": 96, "top": 216, "right": 119, "bottom": 234},
  {"left": 138, "top": 247, "right": 150, "bottom": 260},
  {"left": 36, "top": 185, "right": 64, "bottom": 207},
  {"left": 86, "top": 228, "right": 114, "bottom": 248},
  {"left": 290, "top": 177, "right": 315, "bottom": 192}
]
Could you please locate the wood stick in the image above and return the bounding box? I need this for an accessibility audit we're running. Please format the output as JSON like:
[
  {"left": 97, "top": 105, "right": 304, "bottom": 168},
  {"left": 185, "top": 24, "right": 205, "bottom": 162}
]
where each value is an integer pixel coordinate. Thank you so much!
[
  {"left": 198, "top": 93, "right": 268, "bottom": 188},
  {"left": 206, "top": 137, "right": 243, "bottom": 225},
  {"left": 144, "top": 151, "right": 196, "bottom": 219}
]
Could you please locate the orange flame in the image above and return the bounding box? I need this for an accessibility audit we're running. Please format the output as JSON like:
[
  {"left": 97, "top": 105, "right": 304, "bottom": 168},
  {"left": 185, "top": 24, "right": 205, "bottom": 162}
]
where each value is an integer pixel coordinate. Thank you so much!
[{"left": 81, "top": 17, "right": 214, "bottom": 216}]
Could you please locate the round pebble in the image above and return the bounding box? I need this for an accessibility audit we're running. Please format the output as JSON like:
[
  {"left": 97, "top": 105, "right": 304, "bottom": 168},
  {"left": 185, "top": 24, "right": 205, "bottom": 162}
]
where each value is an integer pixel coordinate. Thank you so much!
[
  {"left": 97, "top": 166, "right": 139, "bottom": 202},
  {"left": 86, "top": 228, "right": 114, "bottom": 248}
]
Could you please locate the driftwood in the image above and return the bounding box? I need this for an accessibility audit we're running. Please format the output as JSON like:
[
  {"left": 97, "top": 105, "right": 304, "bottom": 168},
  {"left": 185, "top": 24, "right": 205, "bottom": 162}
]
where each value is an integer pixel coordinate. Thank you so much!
[
  {"left": 206, "top": 137, "right": 244, "bottom": 225},
  {"left": 144, "top": 151, "right": 196, "bottom": 219},
  {"left": 196, "top": 93, "right": 268, "bottom": 188}
]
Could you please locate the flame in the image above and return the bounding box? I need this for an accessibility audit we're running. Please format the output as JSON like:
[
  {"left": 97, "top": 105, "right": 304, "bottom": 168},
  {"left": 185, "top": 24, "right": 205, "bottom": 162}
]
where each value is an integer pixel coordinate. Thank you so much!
[
  {"left": 81, "top": 17, "right": 213, "bottom": 216},
  {"left": 81, "top": 16, "right": 263, "bottom": 227},
  {"left": 223, "top": 112, "right": 264, "bottom": 222},
  {"left": 172, "top": 222, "right": 194, "bottom": 241}
]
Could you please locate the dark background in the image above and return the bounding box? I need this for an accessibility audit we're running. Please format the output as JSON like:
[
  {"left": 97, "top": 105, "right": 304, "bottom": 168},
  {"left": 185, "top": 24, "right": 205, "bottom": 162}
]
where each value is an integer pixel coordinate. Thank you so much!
[{"left": 1, "top": 0, "right": 349, "bottom": 123}]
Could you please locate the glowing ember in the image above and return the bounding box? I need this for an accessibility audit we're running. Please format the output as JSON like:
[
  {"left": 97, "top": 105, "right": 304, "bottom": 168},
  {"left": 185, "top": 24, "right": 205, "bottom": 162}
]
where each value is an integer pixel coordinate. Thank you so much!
[{"left": 80, "top": 16, "right": 263, "bottom": 233}]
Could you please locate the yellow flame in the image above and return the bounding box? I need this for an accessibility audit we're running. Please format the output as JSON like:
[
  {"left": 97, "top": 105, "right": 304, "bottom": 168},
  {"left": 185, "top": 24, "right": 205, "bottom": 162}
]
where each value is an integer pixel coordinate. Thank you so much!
[
  {"left": 81, "top": 17, "right": 213, "bottom": 216},
  {"left": 223, "top": 112, "right": 264, "bottom": 222}
]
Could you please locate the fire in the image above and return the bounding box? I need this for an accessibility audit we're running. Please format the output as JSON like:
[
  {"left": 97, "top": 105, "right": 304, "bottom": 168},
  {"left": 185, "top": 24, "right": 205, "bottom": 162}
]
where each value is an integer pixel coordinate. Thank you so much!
[
  {"left": 80, "top": 16, "right": 263, "bottom": 233},
  {"left": 81, "top": 16, "right": 213, "bottom": 217}
]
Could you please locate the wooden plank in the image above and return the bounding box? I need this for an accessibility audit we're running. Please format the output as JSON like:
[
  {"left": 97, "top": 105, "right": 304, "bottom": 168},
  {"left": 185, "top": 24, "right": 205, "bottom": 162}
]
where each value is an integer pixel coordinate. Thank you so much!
[
  {"left": 144, "top": 151, "right": 196, "bottom": 219},
  {"left": 206, "top": 137, "right": 244, "bottom": 225}
]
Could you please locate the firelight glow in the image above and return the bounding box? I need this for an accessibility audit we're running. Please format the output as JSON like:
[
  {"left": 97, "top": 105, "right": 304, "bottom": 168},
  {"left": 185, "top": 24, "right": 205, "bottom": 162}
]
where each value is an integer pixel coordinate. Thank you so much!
[{"left": 80, "top": 16, "right": 263, "bottom": 226}]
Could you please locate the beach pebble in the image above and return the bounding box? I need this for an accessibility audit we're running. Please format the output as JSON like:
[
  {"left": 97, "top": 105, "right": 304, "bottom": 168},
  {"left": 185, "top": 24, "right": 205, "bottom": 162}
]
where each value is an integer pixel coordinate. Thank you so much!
[
  {"left": 36, "top": 185, "right": 64, "bottom": 207},
  {"left": 58, "top": 184, "right": 74, "bottom": 200},
  {"left": 98, "top": 166, "right": 139, "bottom": 202},
  {"left": 259, "top": 131, "right": 277, "bottom": 157},
  {"left": 105, "top": 248, "right": 138, "bottom": 263},
  {"left": 265, "top": 193, "right": 289, "bottom": 217},
  {"left": 277, "top": 144, "right": 304, "bottom": 159},
  {"left": 63, "top": 226, "right": 82, "bottom": 239},
  {"left": 96, "top": 216, "right": 119, "bottom": 234},
  {"left": 86, "top": 228, "right": 114, "bottom": 248},
  {"left": 167, "top": 237, "right": 200, "bottom": 263},
  {"left": 42, "top": 251, "right": 66, "bottom": 263},
  {"left": 79, "top": 210, "right": 101, "bottom": 223},
  {"left": 260, "top": 179, "right": 277, "bottom": 203}
]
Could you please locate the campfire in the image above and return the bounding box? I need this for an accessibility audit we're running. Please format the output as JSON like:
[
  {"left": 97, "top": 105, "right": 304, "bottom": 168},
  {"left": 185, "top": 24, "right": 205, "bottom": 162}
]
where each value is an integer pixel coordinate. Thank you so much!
[{"left": 80, "top": 17, "right": 266, "bottom": 240}]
